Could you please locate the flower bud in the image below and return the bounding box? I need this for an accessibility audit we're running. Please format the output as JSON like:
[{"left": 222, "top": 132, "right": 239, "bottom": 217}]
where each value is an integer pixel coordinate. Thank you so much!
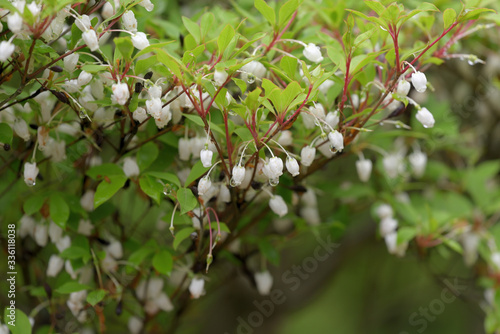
[
  {"left": 132, "top": 32, "right": 149, "bottom": 50},
  {"left": 408, "top": 151, "right": 427, "bottom": 177},
  {"left": 285, "top": 156, "right": 300, "bottom": 177},
  {"left": 133, "top": 107, "right": 148, "bottom": 123},
  {"left": 189, "top": 277, "right": 205, "bottom": 299},
  {"left": 64, "top": 53, "right": 79, "bottom": 73},
  {"left": 411, "top": 71, "right": 427, "bottom": 93},
  {"left": 0, "top": 41, "right": 15, "bottom": 62},
  {"left": 397, "top": 79, "right": 411, "bottom": 96},
  {"left": 82, "top": 29, "right": 99, "bottom": 51},
  {"left": 101, "top": 2, "right": 115, "bottom": 19},
  {"left": 254, "top": 271, "right": 273, "bottom": 295},
  {"left": 269, "top": 195, "right": 288, "bottom": 217},
  {"left": 75, "top": 15, "right": 91, "bottom": 32},
  {"left": 415, "top": 107, "right": 434, "bottom": 128},
  {"left": 214, "top": 69, "right": 228, "bottom": 86},
  {"left": 24, "top": 162, "right": 39, "bottom": 186},
  {"left": 303, "top": 43, "right": 323, "bottom": 63},
  {"left": 122, "top": 10, "right": 137, "bottom": 32},
  {"left": 123, "top": 157, "right": 140, "bottom": 178},
  {"left": 198, "top": 176, "right": 212, "bottom": 196},
  {"left": 77, "top": 71, "right": 92, "bottom": 86},
  {"left": 328, "top": 130, "right": 344, "bottom": 152},
  {"left": 200, "top": 148, "right": 213, "bottom": 168},
  {"left": 300, "top": 146, "right": 316, "bottom": 167},
  {"left": 34, "top": 223, "right": 48, "bottom": 247},
  {"left": 47, "top": 255, "right": 64, "bottom": 277},
  {"left": 112, "top": 82, "right": 130, "bottom": 105},
  {"left": 355, "top": 158, "right": 372, "bottom": 182}
]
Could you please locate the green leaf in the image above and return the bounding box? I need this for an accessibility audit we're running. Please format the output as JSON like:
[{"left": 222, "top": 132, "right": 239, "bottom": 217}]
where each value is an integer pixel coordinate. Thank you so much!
[
  {"left": 94, "top": 176, "right": 127, "bottom": 209},
  {"left": 278, "top": 0, "right": 299, "bottom": 28},
  {"left": 60, "top": 245, "right": 90, "bottom": 260},
  {"left": 218, "top": 24, "right": 236, "bottom": 56},
  {"left": 177, "top": 187, "right": 198, "bottom": 214},
  {"left": 183, "top": 113, "right": 225, "bottom": 136},
  {"left": 139, "top": 175, "right": 164, "bottom": 204},
  {"left": 258, "top": 239, "right": 280, "bottom": 265},
  {"left": 173, "top": 227, "right": 195, "bottom": 250},
  {"left": 255, "top": 0, "right": 276, "bottom": 27},
  {"left": 87, "top": 163, "right": 125, "bottom": 180},
  {"left": 23, "top": 194, "right": 45, "bottom": 215},
  {"left": 135, "top": 55, "right": 158, "bottom": 75},
  {"left": 86, "top": 289, "right": 108, "bottom": 306},
  {"left": 4, "top": 308, "right": 32, "bottom": 334},
  {"left": 50, "top": 193, "right": 69, "bottom": 228},
  {"left": 146, "top": 171, "right": 181, "bottom": 188},
  {"left": 443, "top": 8, "right": 456, "bottom": 30},
  {"left": 459, "top": 8, "right": 495, "bottom": 22},
  {"left": 128, "top": 242, "right": 156, "bottom": 266},
  {"left": 200, "top": 12, "right": 215, "bottom": 41},
  {"left": 137, "top": 142, "right": 159, "bottom": 172},
  {"left": 0, "top": 123, "right": 13, "bottom": 144},
  {"left": 156, "top": 48, "right": 182, "bottom": 79},
  {"left": 80, "top": 64, "right": 109, "bottom": 73},
  {"left": 416, "top": 2, "right": 439, "bottom": 12},
  {"left": 365, "top": 1, "right": 385, "bottom": 16},
  {"left": 55, "top": 282, "right": 91, "bottom": 294},
  {"left": 182, "top": 16, "right": 201, "bottom": 44},
  {"left": 114, "top": 36, "right": 134, "bottom": 61},
  {"left": 184, "top": 160, "right": 210, "bottom": 187},
  {"left": 234, "top": 127, "right": 254, "bottom": 142},
  {"left": 279, "top": 56, "right": 298, "bottom": 79},
  {"left": 152, "top": 250, "right": 173, "bottom": 275}
]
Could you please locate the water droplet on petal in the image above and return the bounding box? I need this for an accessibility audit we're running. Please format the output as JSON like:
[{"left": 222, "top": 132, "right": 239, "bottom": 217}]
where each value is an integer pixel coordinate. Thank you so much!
[
  {"left": 163, "top": 184, "right": 173, "bottom": 195},
  {"left": 79, "top": 110, "right": 87, "bottom": 119},
  {"left": 269, "top": 178, "right": 279, "bottom": 187},
  {"left": 246, "top": 74, "right": 256, "bottom": 84}
]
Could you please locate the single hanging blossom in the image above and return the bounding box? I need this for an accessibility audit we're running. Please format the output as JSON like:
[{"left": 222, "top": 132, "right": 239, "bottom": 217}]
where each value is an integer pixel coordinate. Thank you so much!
[
  {"left": 112, "top": 82, "right": 130, "bottom": 105},
  {"left": 240, "top": 61, "right": 266, "bottom": 83},
  {"left": 82, "top": 29, "right": 99, "bottom": 51},
  {"left": 122, "top": 10, "right": 137, "bottom": 32},
  {"left": 14, "top": 119, "right": 30, "bottom": 141},
  {"left": 138, "top": 0, "right": 154, "bottom": 11},
  {"left": 415, "top": 107, "right": 435, "bottom": 128},
  {"left": 178, "top": 138, "right": 192, "bottom": 161},
  {"left": 133, "top": 107, "right": 148, "bottom": 123},
  {"left": 77, "top": 219, "right": 94, "bottom": 236},
  {"left": 408, "top": 151, "right": 427, "bottom": 178},
  {"left": 269, "top": 195, "right": 288, "bottom": 217},
  {"left": 200, "top": 148, "right": 213, "bottom": 168},
  {"left": 325, "top": 111, "right": 339, "bottom": 130},
  {"left": 0, "top": 41, "right": 15, "bottom": 62},
  {"left": 101, "top": 2, "right": 115, "bottom": 19},
  {"left": 277, "top": 130, "right": 293, "bottom": 146},
  {"left": 303, "top": 43, "right": 324, "bottom": 63},
  {"left": 328, "top": 130, "right": 344, "bottom": 152},
  {"left": 64, "top": 53, "right": 79, "bottom": 72},
  {"left": 77, "top": 71, "right": 92, "bottom": 87},
  {"left": 128, "top": 316, "right": 144, "bottom": 334},
  {"left": 189, "top": 277, "right": 205, "bottom": 299},
  {"left": 106, "top": 239, "right": 123, "bottom": 259},
  {"left": 123, "top": 157, "right": 140, "bottom": 178},
  {"left": 214, "top": 69, "right": 228, "bottom": 86},
  {"left": 379, "top": 217, "right": 398, "bottom": 237},
  {"left": 254, "top": 271, "right": 273, "bottom": 295},
  {"left": 75, "top": 14, "right": 91, "bottom": 32},
  {"left": 411, "top": 71, "right": 427, "bottom": 93},
  {"left": 24, "top": 162, "right": 39, "bottom": 186},
  {"left": 198, "top": 176, "right": 212, "bottom": 196},
  {"left": 148, "top": 85, "right": 162, "bottom": 99},
  {"left": 7, "top": 12, "right": 23, "bottom": 34},
  {"left": 285, "top": 156, "right": 300, "bottom": 177},
  {"left": 33, "top": 223, "right": 48, "bottom": 247},
  {"left": 47, "top": 255, "right": 65, "bottom": 277},
  {"left": 355, "top": 158, "right": 372, "bottom": 182},
  {"left": 301, "top": 206, "right": 320, "bottom": 225},
  {"left": 301, "top": 146, "right": 316, "bottom": 167},
  {"left": 154, "top": 106, "right": 171, "bottom": 129},
  {"left": 383, "top": 153, "right": 403, "bottom": 178},
  {"left": 219, "top": 184, "right": 231, "bottom": 203},
  {"left": 376, "top": 204, "right": 393, "bottom": 220},
  {"left": 48, "top": 221, "right": 63, "bottom": 243},
  {"left": 80, "top": 190, "right": 95, "bottom": 212},
  {"left": 231, "top": 164, "right": 246, "bottom": 186},
  {"left": 397, "top": 79, "right": 411, "bottom": 96},
  {"left": 146, "top": 97, "right": 162, "bottom": 118},
  {"left": 132, "top": 32, "right": 149, "bottom": 50}
]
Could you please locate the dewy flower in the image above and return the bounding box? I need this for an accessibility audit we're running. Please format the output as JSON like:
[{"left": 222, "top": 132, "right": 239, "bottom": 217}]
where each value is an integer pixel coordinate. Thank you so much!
[
  {"left": 47, "top": 255, "right": 65, "bottom": 277},
  {"left": 231, "top": 164, "right": 246, "bottom": 187},
  {"left": 328, "top": 130, "right": 344, "bottom": 152},
  {"left": 240, "top": 61, "right": 266, "bottom": 83},
  {"left": 301, "top": 146, "right": 316, "bottom": 167},
  {"left": 263, "top": 156, "right": 283, "bottom": 180},
  {"left": 411, "top": 71, "right": 427, "bottom": 93},
  {"left": 133, "top": 107, "right": 148, "bottom": 123},
  {"left": 64, "top": 53, "right": 79, "bottom": 73},
  {"left": 82, "top": 29, "right": 99, "bottom": 51},
  {"left": 112, "top": 82, "right": 130, "bottom": 105},
  {"left": 415, "top": 107, "right": 435, "bottom": 128},
  {"left": 77, "top": 71, "right": 92, "bottom": 86},
  {"left": 408, "top": 151, "right": 427, "bottom": 178},
  {"left": 14, "top": 118, "right": 30, "bottom": 141},
  {"left": 122, "top": 10, "right": 137, "bottom": 32},
  {"left": 132, "top": 32, "right": 149, "bottom": 50},
  {"left": 286, "top": 156, "right": 300, "bottom": 177},
  {"left": 303, "top": 43, "right": 324, "bottom": 63},
  {"left": 254, "top": 271, "right": 273, "bottom": 295},
  {"left": 214, "top": 69, "right": 228, "bottom": 86},
  {"left": 200, "top": 148, "right": 213, "bottom": 168},
  {"left": 397, "top": 79, "right": 411, "bottom": 96},
  {"left": 198, "top": 176, "right": 212, "bottom": 196},
  {"left": 0, "top": 41, "right": 15, "bottom": 62},
  {"left": 355, "top": 158, "right": 372, "bottom": 182},
  {"left": 123, "top": 157, "right": 140, "bottom": 178},
  {"left": 189, "top": 277, "right": 205, "bottom": 299},
  {"left": 269, "top": 195, "right": 288, "bottom": 217},
  {"left": 24, "top": 162, "right": 39, "bottom": 186}
]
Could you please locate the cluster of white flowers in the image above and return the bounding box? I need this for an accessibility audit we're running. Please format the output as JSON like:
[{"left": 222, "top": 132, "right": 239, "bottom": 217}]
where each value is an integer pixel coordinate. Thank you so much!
[
  {"left": 299, "top": 188, "right": 321, "bottom": 225},
  {"left": 376, "top": 204, "right": 408, "bottom": 257},
  {"left": 136, "top": 277, "right": 173, "bottom": 314}
]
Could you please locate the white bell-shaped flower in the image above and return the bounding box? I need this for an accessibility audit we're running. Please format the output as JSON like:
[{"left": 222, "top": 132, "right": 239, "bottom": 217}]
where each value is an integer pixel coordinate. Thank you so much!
[
  {"left": 106, "top": 239, "right": 123, "bottom": 259},
  {"left": 231, "top": 164, "right": 246, "bottom": 186},
  {"left": 14, "top": 119, "right": 30, "bottom": 142},
  {"left": 214, "top": 69, "right": 228, "bottom": 86},
  {"left": 379, "top": 217, "right": 398, "bottom": 237},
  {"left": 285, "top": 156, "right": 300, "bottom": 177},
  {"left": 415, "top": 107, "right": 435, "bottom": 128},
  {"left": 63, "top": 53, "right": 79, "bottom": 73},
  {"left": 303, "top": 43, "right": 323, "bottom": 63},
  {"left": 198, "top": 176, "right": 212, "bottom": 196},
  {"left": 47, "top": 255, "right": 64, "bottom": 277},
  {"left": 123, "top": 157, "right": 140, "bottom": 178},
  {"left": 75, "top": 15, "right": 91, "bottom": 32},
  {"left": 240, "top": 61, "right": 266, "bottom": 83},
  {"left": 82, "top": 29, "right": 99, "bottom": 51},
  {"left": 178, "top": 138, "right": 192, "bottom": 161},
  {"left": 77, "top": 71, "right": 92, "bottom": 87},
  {"left": 128, "top": 316, "right": 144, "bottom": 334},
  {"left": 138, "top": 0, "right": 154, "bottom": 11},
  {"left": 355, "top": 158, "right": 372, "bottom": 182},
  {"left": 277, "top": 130, "right": 293, "bottom": 146},
  {"left": 200, "top": 148, "right": 213, "bottom": 168},
  {"left": 112, "top": 82, "right": 130, "bottom": 105},
  {"left": 48, "top": 221, "right": 63, "bottom": 243},
  {"left": 80, "top": 190, "right": 95, "bottom": 212},
  {"left": 146, "top": 97, "right": 162, "bottom": 118},
  {"left": 325, "top": 111, "right": 339, "bottom": 130},
  {"left": 254, "top": 271, "right": 273, "bottom": 295},
  {"left": 132, "top": 32, "right": 149, "bottom": 50},
  {"left": 219, "top": 184, "right": 231, "bottom": 203},
  {"left": 154, "top": 106, "right": 172, "bottom": 129},
  {"left": 133, "top": 107, "right": 148, "bottom": 123},
  {"left": 397, "top": 79, "right": 411, "bottom": 96},
  {"left": 265, "top": 156, "right": 283, "bottom": 179},
  {"left": 77, "top": 219, "right": 94, "bottom": 236},
  {"left": 189, "top": 277, "right": 205, "bottom": 299},
  {"left": 300, "top": 146, "right": 316, "bottom": 167},
  {"left": 7, "top": 12, "right": 23, "bottom": 34},
  {"left": 24, "top": 162, "right": 39, "bottom": 186},
  {"left": 376, "top": 204, "right": 393, "bottom": 220},
  {"left": 33, "top": 224, "right": 48, "bottom": 247},
  {"left": 328, "top": 130, "right": 344, "bottom": 152},
  {"left": 122, "top": 10, "right": 137, "bottom": 32},
  {"left": 383, "top": 154, "right": 403, "bottom": 178},
  {"left": 0, "top": 41, "right": 15, "bottom": 62},
  {"left": 269, "top": 195, "right": 288, "bottom": 217},
  {"left": 411, "top": 71, "right": 427, "bottom": 93},
  {"left": 408, "top": 151, "right": 427, "bottom": 178}
]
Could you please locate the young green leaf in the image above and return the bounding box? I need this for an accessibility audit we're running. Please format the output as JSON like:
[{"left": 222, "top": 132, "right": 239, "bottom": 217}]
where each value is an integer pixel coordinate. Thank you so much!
[
  {"left": 177, "top": 187, "right": 198, "bottom": 214},
  {"left": 278, "top": 0, "right": 299, "bottom": 28},
  {"left": 443, "top": 8, "right": 456, "bottom": 30},
  {"left": 218, "top": 24, "right": 236, "bottom": 56},
  {"left": 94, "top": 176, "right": 127, "bottom": 209},
  {"left": 255, "top": 0, "right": 276, "bottom": 27},
  {"left": 87, "top": 289, "right": 108, "bottom": 306},
  {"left": 50, "top": 193, "right": 69, "bottom": 228},
  {"left": 0, "top": 123, "right": 13, "bottom": 144},
  {"left": 152, "top": 250, "right": 173, "bottom": 275}
]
